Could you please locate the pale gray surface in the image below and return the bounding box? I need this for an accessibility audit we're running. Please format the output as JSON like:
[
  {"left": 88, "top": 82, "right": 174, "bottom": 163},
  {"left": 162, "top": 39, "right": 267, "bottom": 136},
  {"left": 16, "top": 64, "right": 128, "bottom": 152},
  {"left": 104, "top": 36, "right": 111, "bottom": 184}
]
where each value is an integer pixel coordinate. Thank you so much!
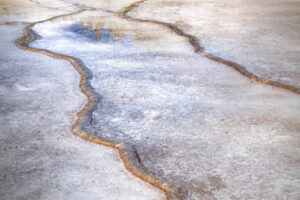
[
  {"left": 0, "top": 25, "right": 163, "bottom": 200},
  {"left": 129, "top": 0, "right": 300, "bottom": 89},
  {"left": 1, "top": 0, "right": 300, "bottom": 199},
  {"left": 33, "top": 20, "right": 300, "bottom": 200},
  {"left": 0, "top": 0, "right": 75, "bottom": 23}
]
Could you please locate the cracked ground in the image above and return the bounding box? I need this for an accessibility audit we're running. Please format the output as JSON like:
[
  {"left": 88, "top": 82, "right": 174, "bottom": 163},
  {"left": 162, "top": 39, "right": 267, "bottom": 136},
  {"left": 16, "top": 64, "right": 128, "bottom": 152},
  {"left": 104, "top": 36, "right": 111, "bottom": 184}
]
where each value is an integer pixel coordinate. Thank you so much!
[{"left": 0, "top": 0, "right": 300, "bottom": 200}]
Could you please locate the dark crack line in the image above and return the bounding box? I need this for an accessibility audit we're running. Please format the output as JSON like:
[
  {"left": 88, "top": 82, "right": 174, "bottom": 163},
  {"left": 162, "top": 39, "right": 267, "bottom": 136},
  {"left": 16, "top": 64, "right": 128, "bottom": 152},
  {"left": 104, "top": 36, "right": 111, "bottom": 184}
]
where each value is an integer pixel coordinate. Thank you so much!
[
  {"left": 14, "top": 8, "right": 183, "bottom": 200},
  {"left": 115, "top": 13, "right": 299, "bottom": 94},
  {"left": 16, "top": 1, "right": 299, "bottom": 199},
  {"left": 0, "top": 21, "right": 30, "bottom": 25},
  {"left": 63, "top": 0, "right": 300, "bottom": 94},
  {"left": 119, "top": 0, "right": 148, "bottom": 15}
]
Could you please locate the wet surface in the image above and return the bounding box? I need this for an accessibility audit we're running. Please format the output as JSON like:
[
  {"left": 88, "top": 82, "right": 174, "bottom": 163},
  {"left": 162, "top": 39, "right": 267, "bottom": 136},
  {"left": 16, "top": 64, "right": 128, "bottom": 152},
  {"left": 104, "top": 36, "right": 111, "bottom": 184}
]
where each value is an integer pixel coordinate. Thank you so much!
[
  {"left": 1, "top": 1, "right": 300, "bottom": 200},
  {"left": 0, "top": 24, "right": 164, "bottom": 200},
  {"left": 32, "top": 16, "right": 300, "bottom": 199}
]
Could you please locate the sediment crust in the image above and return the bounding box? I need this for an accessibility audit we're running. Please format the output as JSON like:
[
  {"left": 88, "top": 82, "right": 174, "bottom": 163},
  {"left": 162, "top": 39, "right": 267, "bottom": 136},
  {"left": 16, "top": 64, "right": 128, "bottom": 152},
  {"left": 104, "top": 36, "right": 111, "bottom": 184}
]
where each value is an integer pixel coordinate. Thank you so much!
[
  {"left": 15, "top": 9, "right": 184, "bottom": 200},
  {"left": 29, "top": 0, "right": 60, "bottom": 10},
  {"left": 115, "top": 14, "right": 300, "bottom": 95},
  {"left": 0, "top": 21, "right": 30, "bottom": 25},
  {"left": 66, "top": 0, "right": 300, "bottom": 94},
  {"left": 13, "top": 1, "right": 300, "bottom": 199},
  {"left": 119, "top": 0, "right": 148, "bottom": 15},
  {"left": 63, "top": 0, "right": 300, "bottom": 94}
]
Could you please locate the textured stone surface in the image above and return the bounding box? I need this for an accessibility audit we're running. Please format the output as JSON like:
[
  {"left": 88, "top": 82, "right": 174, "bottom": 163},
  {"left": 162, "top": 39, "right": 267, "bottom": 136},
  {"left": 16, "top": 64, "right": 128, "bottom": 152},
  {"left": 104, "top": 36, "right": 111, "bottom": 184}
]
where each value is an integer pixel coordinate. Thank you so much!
[
  {"left": 129, "top": 0, "right": 300, "bottom": 89},
  {"left": 1, "top": 0, "right": 300, "bottom": 200},
  {"left": 33, "top": 15, "right": 300, "bottom": 199},
  {"left": 0, "top": 25, "right": 163, "bottom": 200},
  {"left": 0, "top": 0, "right": 75, "bottom": 22}
]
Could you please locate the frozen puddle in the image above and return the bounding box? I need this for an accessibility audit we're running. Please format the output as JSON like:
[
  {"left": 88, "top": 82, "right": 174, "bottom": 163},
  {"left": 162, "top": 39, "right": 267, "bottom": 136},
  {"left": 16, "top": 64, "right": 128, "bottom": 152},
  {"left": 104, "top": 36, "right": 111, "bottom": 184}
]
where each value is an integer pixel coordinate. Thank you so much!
[{"left": 32, "top": 12, "right": 300, "bottom": 200}]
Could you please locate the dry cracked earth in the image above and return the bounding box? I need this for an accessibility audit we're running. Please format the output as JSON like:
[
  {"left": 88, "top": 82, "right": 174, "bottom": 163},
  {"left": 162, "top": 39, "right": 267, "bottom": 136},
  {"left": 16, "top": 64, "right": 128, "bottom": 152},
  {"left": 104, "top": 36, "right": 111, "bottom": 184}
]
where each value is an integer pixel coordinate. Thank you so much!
[{"left": 0, "top": 0, "right": 300, "bottom": 200}]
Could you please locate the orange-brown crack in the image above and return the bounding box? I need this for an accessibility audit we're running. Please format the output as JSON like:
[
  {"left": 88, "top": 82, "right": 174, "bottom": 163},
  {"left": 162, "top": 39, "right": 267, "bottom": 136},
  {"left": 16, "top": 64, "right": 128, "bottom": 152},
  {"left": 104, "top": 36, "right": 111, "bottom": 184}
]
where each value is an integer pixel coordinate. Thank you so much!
[
  {"left": 115, "top": 14, "right": 300, "bottom": 95},
  {"left": 56, "top": 0, "right": 300, "bottom": 94},
  {"left": 0, "top": 21, "right": 30, "bottom": 25},
  {"left": 14, "top": 9, "right": 184, "bottom": 200},
  {"left": 119, "top": 0, "right": 148, "bottom": 15},
  {"left": 14, "top": 1, "right": 300, "bottom": 199}
]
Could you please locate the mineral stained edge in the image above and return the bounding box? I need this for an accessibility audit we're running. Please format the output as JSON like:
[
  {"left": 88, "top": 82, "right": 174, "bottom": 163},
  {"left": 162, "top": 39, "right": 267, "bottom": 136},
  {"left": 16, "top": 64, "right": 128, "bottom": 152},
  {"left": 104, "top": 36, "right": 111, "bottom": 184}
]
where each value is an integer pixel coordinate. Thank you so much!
[
  {"left": 0, "top": 25, "right": 164, "bottom": 200},
  {"left": 0, "top": 1, "right": 164, "bottom": 199},
  {"left": 128, "top": 0, "right": 300, "bottom": 89},
  {"left": 32, "top": 8, "right": 300, "bottom": 200}
]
